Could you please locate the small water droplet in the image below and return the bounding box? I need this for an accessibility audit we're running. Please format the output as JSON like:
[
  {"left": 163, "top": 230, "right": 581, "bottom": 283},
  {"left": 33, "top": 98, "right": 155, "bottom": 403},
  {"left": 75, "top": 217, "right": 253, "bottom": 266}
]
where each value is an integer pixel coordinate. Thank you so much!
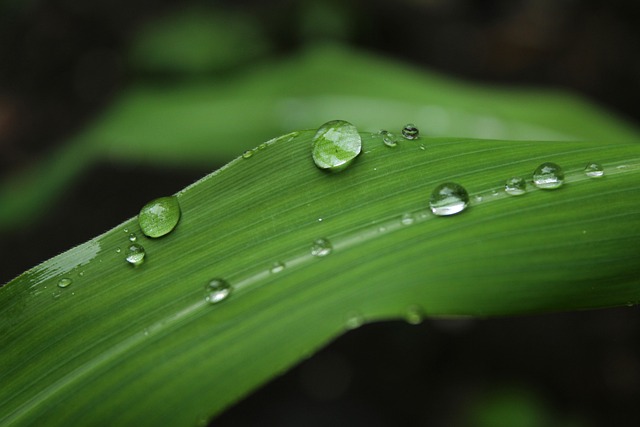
[
  {"left": 584, "top": 162, "right": 604, "bottom": 178},
  {"left": 401, "top": 123, "right": 419, "bottom": 140},
  {"left": 533, "top": 162, "right": 564, "bottom": 189},
  {"left": 405, "top": 305, "right": 424, "bottom": 325},
  {"left": 115, "top": 247, "right": 121, "bottom": 253},
  {"left": 128, "top": 233, "right": 137, "bottom": 242},
  {"left": 126, "top": 243, "right": 146, "bottom": 266},
  {"left": 123, "top": 228, "right": 129, "bottom": 233},
  {"left": 378, "top": 130, "right": 398, "bottom": 147},
  {"left": 242, "top": 149, "right": 254, "bottom": 159},
  {"left": 311, "top": 238, "right": 333, "bottom": 257},
  {"left": 318, "top": 218, "right": 323, "bottom": 222},
  {"left": 345, "top": 311, "right": 364, "bottom": 330},
  {"left": 419, "top": 144, "right": 426, "bottom": 151},
  {"left": 258, "top": 143, "right": 268, "bottom": 150},
  {"left": 205, "top": 279, "right": 232, "bottom": 304},
  {"left": 378, "top": 226, "right": 387, "bottom": 233},
  {"left": 429, "top": 182, "right": 470, "bottom": 216},
  {"left": 138, "top": 196, "right": 181, "bottom": 238},
  {"left": 270, "top": 261, "right": 286, "bottom": 274},
  {"left": 474, "top": 195, "right": 483, "bottom": 203},
  {"left": 312, "top": 120, "right": 362, "bottom": 172},
  {"left": 401, "top": 213, "right": 415, "bottom": 226},
  {"left": 57, "top": 278, "right": 72, "bottom": 288},
  {"left": 78, "top": 271, "right": 85, "bottom": 277},
  {"left": 504, "top": 176, "right": 527, "bottom": 196}
]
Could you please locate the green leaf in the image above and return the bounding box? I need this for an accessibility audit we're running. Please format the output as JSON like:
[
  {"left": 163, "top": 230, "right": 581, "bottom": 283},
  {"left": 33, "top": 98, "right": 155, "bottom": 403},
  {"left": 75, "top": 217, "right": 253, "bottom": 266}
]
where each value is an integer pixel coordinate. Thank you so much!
[{"left": 2, "top": 130, "right": 639, "bottom": 426}]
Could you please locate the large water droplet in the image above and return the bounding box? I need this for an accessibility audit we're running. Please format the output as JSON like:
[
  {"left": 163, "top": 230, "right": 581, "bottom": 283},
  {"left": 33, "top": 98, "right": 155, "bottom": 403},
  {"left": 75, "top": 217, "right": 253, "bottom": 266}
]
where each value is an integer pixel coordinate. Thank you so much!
[
  {"left": 205, "top": 279, "right": 232, "bottom": 304},
  {"left": 429, "top": 182, "right": 470, "bottom": 216},
  {"left": 532, "top": 162, "right": 564, "bottom": 189},
  {"left": 378, "top": 130, "right": 398, "bottom": 147},
  {"left": 57, "top": 278, "right": 72, "bottom": 288},
  {"left": 126, "top": 243, "right": 146, "bottom": 266},
  {"left": 504, "top": 176, "right": 527, "bottom": 196},
  {"left": 138, "top": 196, "right": 181, "bottom": 238},
  {"left": 584, "top": 162, "right": 604, "bottom": 178},
  {"left": 312, "top": 120, "right": 362, "bottom": 172},
  {"left": 311, "top": 238, "right": 333, "bottom": 257},
  {"left": 401, "top": 123, "right": 419, "bottom": 140}
]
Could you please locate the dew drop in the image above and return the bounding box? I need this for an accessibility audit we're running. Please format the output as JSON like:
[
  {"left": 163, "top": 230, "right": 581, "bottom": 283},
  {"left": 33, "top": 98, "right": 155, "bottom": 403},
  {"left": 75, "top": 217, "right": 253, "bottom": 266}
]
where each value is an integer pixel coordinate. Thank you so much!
[
  {"left": 270, "top": 261, "right": 286, "bottom": 274},
  {"left": 378, "top": 130, "right": 398, "bottom": 147},
  {"left": 311, "top": 238, "right": 333, "bottom": 257},
  {"left": 401, "top": 123, "right": 419, "bottom": 140},
  {"left": 138, "top": 195, "right": 181, "bottom": 238},
  {"left": 242, "top": 150, "right": 254, "bottom": 159},
  {"left": 429, "top": 182, "right": 470, "bottom": 216},
  {"left": 345, "top": 311, "right": 364, "bottom": 330},
  {"left": 312, "top": 120, "right": 362, "bottom": 172},
  {"left": 401, "top": 213, "right": 415, "bottom": 226},
  {"left": 258, "top": 143, "right": 268, "bottom": 150},
  {"left": 128, "top": 233, "right": 137, "bottom": 242},
  {"left": 57, "top": 278, "right": 72, "bottom": 288},
  {"left": 504, "top": 176, "right": 527, "bottom": 196},
  {"left": 126, "top": 243, "right": 146, "bottom": 266},
  {"left": 474, "top": 195, "right": 483, "bottom": 203},
  {"left": 405, "top": 305, "right": 424, "bottom": 325},
  {"left": 419, "top": 144, "right": 426, "bottom": 151},
  {"left": 115, "top": 247, "right": 121, "bottom": 253},
  {"left": 533, "top": 162, "right": 564, "bottom": 189},
  {"left": 123, "top": 228, "right": 129, "bottom": 233},
  {"left": 584, "top": 162, "right": 604, "bottom": 178},
  {"left": 205, "top": 279, "right": 232, "bottom": 304}
]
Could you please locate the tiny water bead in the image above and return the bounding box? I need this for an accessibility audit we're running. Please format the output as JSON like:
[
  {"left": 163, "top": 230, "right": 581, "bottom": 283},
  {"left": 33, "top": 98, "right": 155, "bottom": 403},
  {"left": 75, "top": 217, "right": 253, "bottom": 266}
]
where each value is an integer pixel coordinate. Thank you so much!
[
  {"left": 128, "top": 233, "right": 137, "bottom": 242},
  {"left": 532, "top": 162, "right": 564, "bottom": 190},
  {"left": 312, "top": 120, "right": 362, "bottom": 172},
  {"left": 504, "top": 176, "right": 527, "bottom": 196},
  {"left": 57, "top": 278, "right": 72, "bottom": 288},
  {"left": 400, "top": 213, "right": 415, "bottom": 226},
  {"left": 270, "top": 261, "right": 286, "bottom": 274},
  {"left": 345, "top": 311, "right": 365, "bottom": 330},
  {"left": 401, "top": 123, "right": 419, "bottom": 140},
  {"left": 242, "top": 150, "right": 254, "bottom": 159},
  {"left": 311, "top": 238, "right": 333, "bottom": 257},
  {"left": 205, "top": 279, "right": 232, "bottom": 304},
  {"left": 405, "top": 305, "right": 424, "bottom": 325},
  {"left": 138, "top": 195, "right": 181, "bottom": 238},
  {"left": 584, "top": 162, "right": 604, "bottom": 178},
  {"left": 429, "top": 182, "right": 470, "bottom": 216},
  {"left": 125, "top": 244, "right": 146, "bottom": 266},
  {"left": 378, "top": 130, "right": 398, "bottom": 147}
]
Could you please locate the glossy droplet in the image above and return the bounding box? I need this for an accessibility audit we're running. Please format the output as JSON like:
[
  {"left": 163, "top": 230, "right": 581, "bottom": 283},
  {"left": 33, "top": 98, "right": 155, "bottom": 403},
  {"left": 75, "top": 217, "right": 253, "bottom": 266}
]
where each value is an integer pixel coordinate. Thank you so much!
[
  {"left": 270, "top": 261, "right": 285, "bottom": 274},
  {"left": 138, "top": 196, "right": 181, "bottom": 238},
  {"left": 242, "top": 150, "right": 254, "bottom": 159},
  {"left": 504, "top": 176, "right": 527, "bottom": 196},
  {"left": 345, "top": 311, "right": 364, "bottom": 330},
  {"left": 128, "top": 233, "right": 137, "bottom": 242},
  {"left": 311, "top": 238, "right": 333, "bottom": 257},
  {"left": 405, "top": 305, "right": 424, "bottom": 325},
  {"left": 312, "top": 120, "right": 362, "bottom": 171},
  {"left": 57, "top": 278, "right": 72, "bottom": 288},
  {"left": 379, "top": 130, "right": 398, "bottom": 147},
  {"left": 584, "top": 162, "right": 604, "bottom": 178},
  {"left": 429, "top": 182, "right": 470, "bottom": 216},
  {"left": 115, "top": 247, "right": 122, "bottom": 253},
  {"left": 533, "top": 162, "right": 564, "bottom": 189},
  {"left": 401, "top": 213, "right": 415, "bottom": 225},
  {"left": 126, "top": 243, "right": 146, "bottom": 266},
  {"left": 205, "top": 279, "right": 231, "bottom": 304},
  {"left": 401, "top": 123, "right": 419, "bottom": 140}
]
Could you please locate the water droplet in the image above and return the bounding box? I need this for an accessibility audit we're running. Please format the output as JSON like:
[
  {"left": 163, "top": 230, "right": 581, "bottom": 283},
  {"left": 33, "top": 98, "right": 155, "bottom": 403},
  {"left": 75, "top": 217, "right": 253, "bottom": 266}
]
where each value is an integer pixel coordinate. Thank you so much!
[
  {"left": 242, "top": 149, "right": 254, "bottom": 159},
  {"left": 270, "top": 261, "right": 286, "bottom": 274},
  {"left": 115, "top": 247, "right": 121, "bottom": 253},
  {"left": 78, "top": 271, "right": 85, "bottom": 277},
  {"left": 311, "top": 238, "right": 333, "bottom": 257},
  {"left": 474, "top": 195, "right": 483, "bottom": 203},
  {"left": 429, "top": 182, "right": 470, "bottom": 216},
  {"left": 258, "top": 143, "right": 268, "bottom": 150},
  {"left": 205, "top": 279, "right": 232, "bottom": 304},
  {"left": 312, "top": 120, "right": 362, "bottom": 172},
  {"left": 378, "top": 130, "right": 398, "bottom": 147},
  {"left": 419, "top": 144, "right": 426, "bottom": 151},
  {"left": 504, "top": 176, "right": 527, "bottom": 196},
  {"left": 126, "top": 243, "right": 146, "bottom": 266},
  {"left": 123, "top": 228, "right": 129, "bottom": 233},
  {"left": 57, "top": 278, "right": 72, "bottom": 288},
  {"left": 400, "top": 213, "right": 415, "bottom": 225},
  {"left": 128, "top": 233, "right": 137, "bottom": 242},
  {"left": 345, "top": 311, "right": 364, "bottom": 330},
  {"left": 405, "top": 305, "right": 424, "bottom": 325},
  {"left": 584, "top": 162, "right": 604, "bottom": 178},
  {"left": 401, "top": 123, "right": 419, "bottom": 140},
  {"left": 138, "top": 196, "right": 181, "bottom": 238},
  {"left": 533, "top": 162, "right": 564, "bottom": 189}
]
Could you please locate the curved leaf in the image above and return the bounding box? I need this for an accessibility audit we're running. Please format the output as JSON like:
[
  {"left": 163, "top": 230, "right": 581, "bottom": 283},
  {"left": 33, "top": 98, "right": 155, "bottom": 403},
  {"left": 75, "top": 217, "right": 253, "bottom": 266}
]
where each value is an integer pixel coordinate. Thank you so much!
[{"left": 1, "top": 131, "right": 640, "bottom": 426}]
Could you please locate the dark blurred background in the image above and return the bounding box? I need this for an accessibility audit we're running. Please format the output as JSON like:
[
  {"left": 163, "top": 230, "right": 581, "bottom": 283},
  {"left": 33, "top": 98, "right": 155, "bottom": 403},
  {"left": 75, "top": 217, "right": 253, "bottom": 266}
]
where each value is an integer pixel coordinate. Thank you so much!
[{"left": 1, "top": 1, "right": 639, "bottom": 425}]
